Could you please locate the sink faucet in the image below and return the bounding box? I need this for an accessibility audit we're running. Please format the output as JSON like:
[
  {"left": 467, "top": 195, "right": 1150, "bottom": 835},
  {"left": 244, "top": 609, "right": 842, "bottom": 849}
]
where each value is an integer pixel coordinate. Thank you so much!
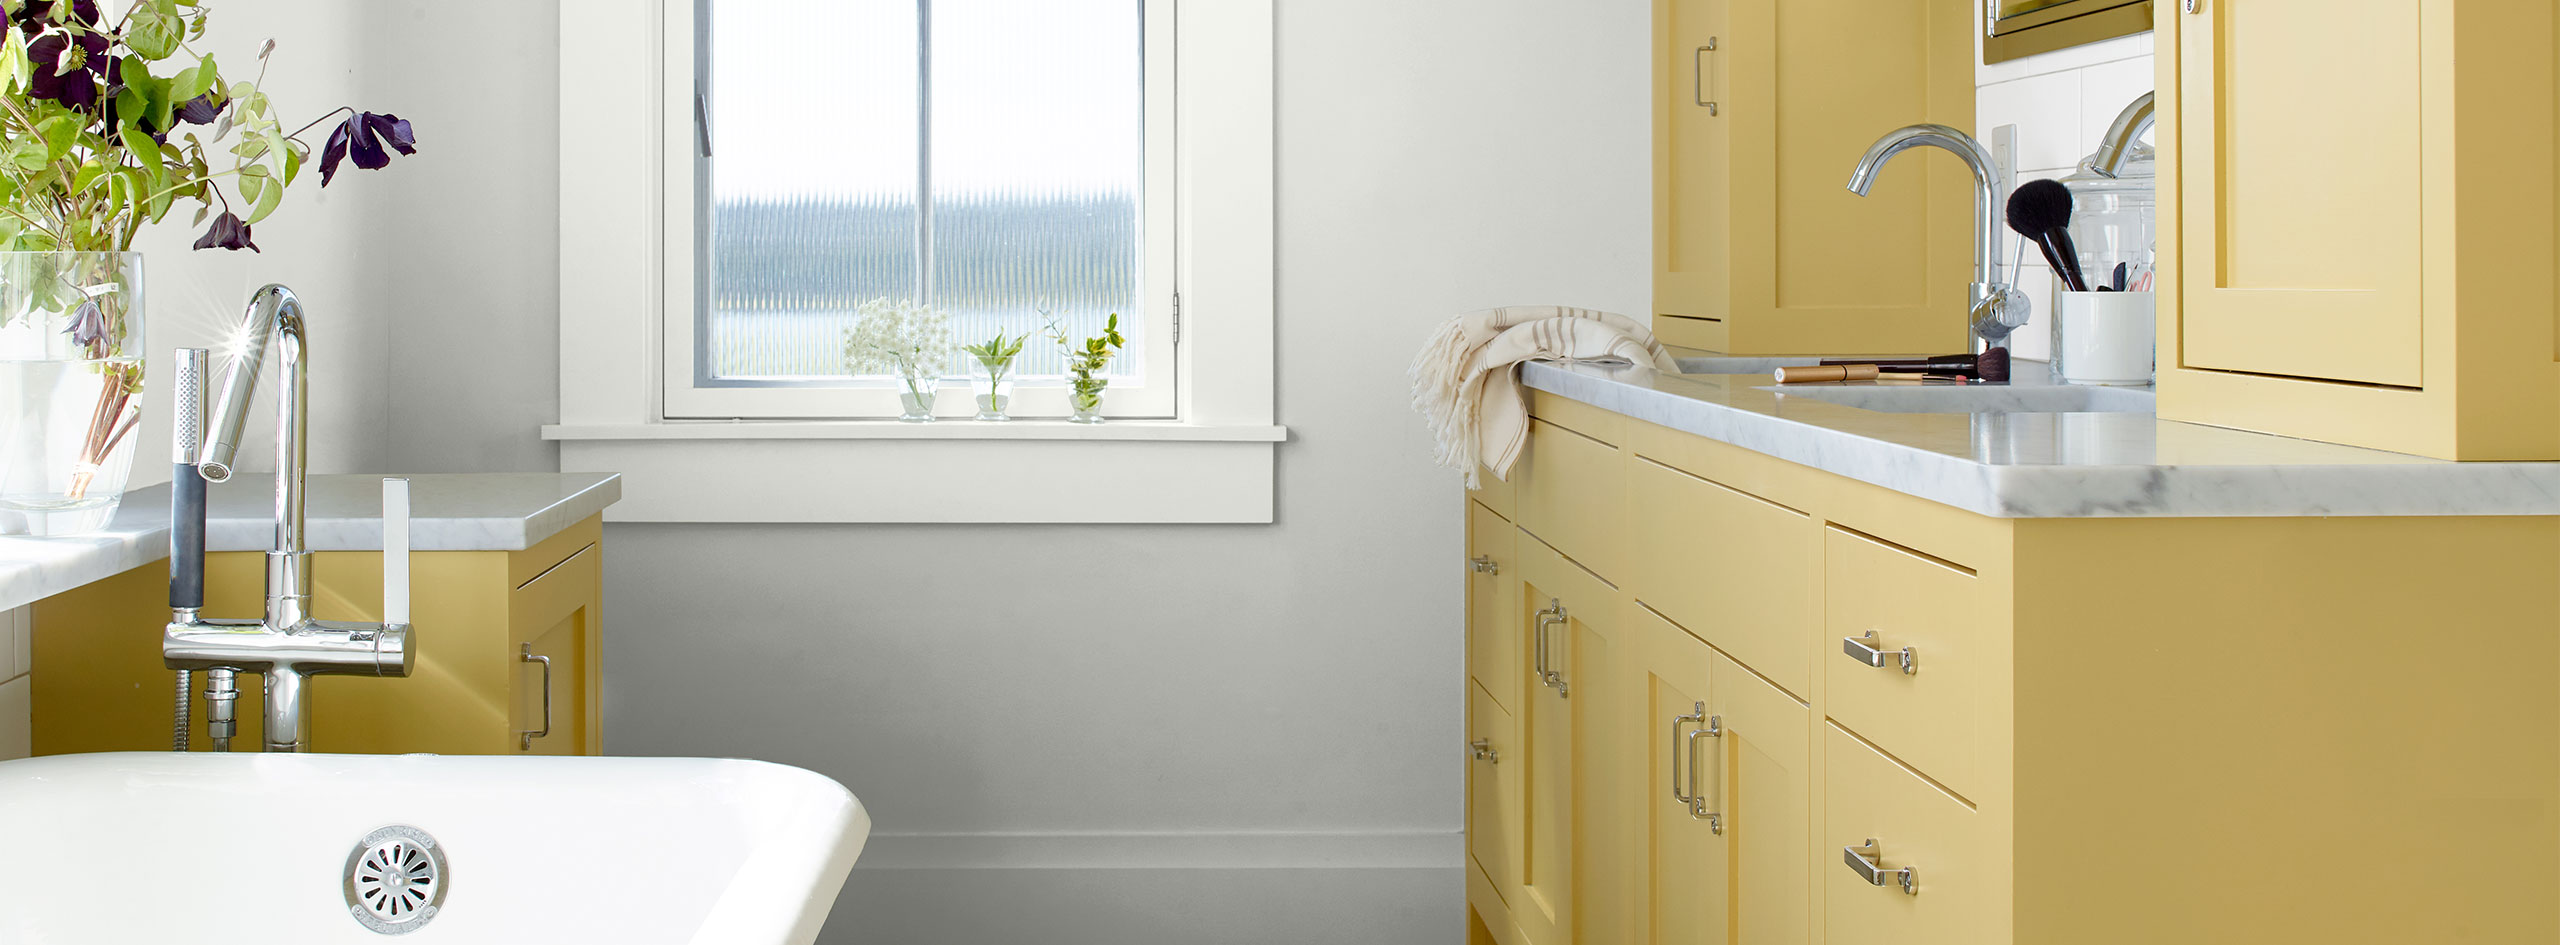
[
  {"left": 164, "top": 285, "right": 414, "bottom": 753},
  {"left": 1845, "top": 124, "right": 2029, "bottom": 351},
  {"left": 2084, "top": 92, "right": 2154, "bottom": 179}
]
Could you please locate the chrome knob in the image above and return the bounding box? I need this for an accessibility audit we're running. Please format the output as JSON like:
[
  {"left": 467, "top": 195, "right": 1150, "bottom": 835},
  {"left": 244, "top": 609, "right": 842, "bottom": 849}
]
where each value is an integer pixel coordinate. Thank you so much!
[
  {"left": 1469, "top": 738, "right": 1498, "bottom": 764},
  {"left": 1469, "top": 555, "right": 1499, "bottom": 574}
]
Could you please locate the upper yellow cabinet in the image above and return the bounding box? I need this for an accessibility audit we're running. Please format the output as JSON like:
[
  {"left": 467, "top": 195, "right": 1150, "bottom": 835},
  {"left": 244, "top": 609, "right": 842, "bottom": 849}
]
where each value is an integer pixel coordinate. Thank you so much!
[
  {"left": 1654, "top": 0, "right": 1977, "bottom": 354},
  {"left": 2157, "top": 0, "right": 2560, "bottom": 458}
]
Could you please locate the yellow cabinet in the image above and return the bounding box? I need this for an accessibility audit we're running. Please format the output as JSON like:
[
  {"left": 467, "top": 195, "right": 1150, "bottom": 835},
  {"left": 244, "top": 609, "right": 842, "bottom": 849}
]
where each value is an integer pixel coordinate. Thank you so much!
[
  {"left": 1821, "top": 526, "right": 1986, "bottom": 802},
  {"left": 1628, "top": 456, "right": 1816, "bottom": 698},
  {"left": 1470, "top": 499, "right": 1520, "bottom": 712},
  {"left": 32, "top": 516, "right": 605, "bottom": 756},
  {"left": 2157, "top": 1, "right": 2560, "bottom": 457},
  {"left": 1653, "top": 0, "right": 1975, "bottom": 354},
  {"left": 1469, "top": 681, "right": 1522, "bottom": 909},
  {"left": 1511, "top": 535, "right": 1640, "bottom": 945},
  {"left": 1635, "top": 605, "right": 1810, "bottom": 945},
  {"left": 1821, "top": 723, "right": 1983, "bottom": 945}
]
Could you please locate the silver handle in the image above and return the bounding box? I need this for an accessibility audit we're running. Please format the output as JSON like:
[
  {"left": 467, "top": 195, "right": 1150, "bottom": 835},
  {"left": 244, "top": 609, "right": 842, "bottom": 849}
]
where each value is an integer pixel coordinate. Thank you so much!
[
  {"left": 1669, "top": 702, "right": 1705, "bottom": 804},
  {"left": 1844, "top": 630, "right": 1918, "bottom": 675},
  {"left": 518, "top": 643, "right": 552, "bottom": 750},
  {"left": 1544, "top": 604, "right": 1571, "bottom": 698},
  {"left": 1694, "top": 39, "right": 1719, "bottom": 115},
  {"left": 1845, "top": 839, "right": 1918, "bottom": 895},
  {"left": 1688, "top": 715, "right": 1724, "bottom": 833},
  {"left": 1470, "top": 555, "right": 1499, "bottom": 575},
  {"left": 1470, "top": 738, "right": 1499, "bottom": 764},
  {"left": 1533, "top": 602, "right": 1557, "bottom": 688}
]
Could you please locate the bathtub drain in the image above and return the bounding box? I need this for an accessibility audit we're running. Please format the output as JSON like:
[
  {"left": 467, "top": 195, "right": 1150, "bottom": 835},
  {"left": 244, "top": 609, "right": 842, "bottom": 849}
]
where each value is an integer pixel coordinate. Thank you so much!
[{"left": 343, "top": 825, "right": 448, "bottom": 934}]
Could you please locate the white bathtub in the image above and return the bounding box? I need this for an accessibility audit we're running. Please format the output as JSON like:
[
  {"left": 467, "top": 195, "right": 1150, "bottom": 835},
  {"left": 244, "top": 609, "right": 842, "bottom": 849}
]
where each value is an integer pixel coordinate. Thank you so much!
[{"left": 0, "top": 752, "right": 869, "bottom": 943}]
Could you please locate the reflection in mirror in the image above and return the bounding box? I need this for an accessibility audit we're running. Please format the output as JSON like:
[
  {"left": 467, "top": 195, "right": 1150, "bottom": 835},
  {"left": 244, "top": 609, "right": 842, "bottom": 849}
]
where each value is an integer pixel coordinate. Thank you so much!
[{"left": 1985, "top": 0, "right": 2152, "bottom": 65}]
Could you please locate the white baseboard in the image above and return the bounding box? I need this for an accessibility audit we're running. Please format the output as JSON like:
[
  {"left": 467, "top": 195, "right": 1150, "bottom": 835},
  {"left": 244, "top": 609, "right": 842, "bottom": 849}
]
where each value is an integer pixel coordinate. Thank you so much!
[{"left": 854, "top": 829, "right": 1463, "bottom": 871}]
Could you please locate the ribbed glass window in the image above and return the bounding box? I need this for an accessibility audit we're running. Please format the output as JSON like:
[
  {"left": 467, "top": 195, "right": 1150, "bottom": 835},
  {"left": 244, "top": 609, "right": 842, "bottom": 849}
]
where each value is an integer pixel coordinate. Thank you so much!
[{"left": 703, "top": 0, "right": 1144, "bottom": 383}]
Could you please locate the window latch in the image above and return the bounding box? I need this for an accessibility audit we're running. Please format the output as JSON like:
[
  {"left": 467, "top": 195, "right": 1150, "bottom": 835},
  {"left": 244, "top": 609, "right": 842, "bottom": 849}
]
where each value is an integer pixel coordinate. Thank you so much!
[{"left": 694, "top": 90, "right": 713, "bottom": 158}]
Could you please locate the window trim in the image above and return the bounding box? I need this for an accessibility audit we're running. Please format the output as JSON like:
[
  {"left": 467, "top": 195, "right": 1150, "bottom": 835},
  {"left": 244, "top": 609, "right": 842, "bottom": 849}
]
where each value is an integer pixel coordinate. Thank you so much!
[
  {"left": 549, "top": 0, "right": 1279, "bottom": 524},
  {"left": 669, "top": 0, "right": 1180, "bottom": 420}
]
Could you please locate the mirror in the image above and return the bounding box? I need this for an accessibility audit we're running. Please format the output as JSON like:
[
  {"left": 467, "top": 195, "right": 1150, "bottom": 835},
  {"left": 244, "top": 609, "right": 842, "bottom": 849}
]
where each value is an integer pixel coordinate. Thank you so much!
[{"left": 1985, "top": 0, "right": 2152, "bottom": 64}]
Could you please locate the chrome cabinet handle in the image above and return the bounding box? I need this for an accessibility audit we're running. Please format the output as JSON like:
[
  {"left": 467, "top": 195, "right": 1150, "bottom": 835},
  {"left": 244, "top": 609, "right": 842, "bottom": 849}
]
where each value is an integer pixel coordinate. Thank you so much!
[
  {"left": 1694, "top": 38, "right": 1720, "bottom": 115},
  {"left": 518, "top": 643, "right": 553, "bottom": 750},
  {"left": 1669, "top": 702, "right": 1705, "bottom": 805},
  {"left": 1470, "top": 738, "right": 1499, "bottom": 764},
  {"left": 1470, "top": 555, "right": 1499, "bottom": 574},
  {"left": 1844, "top": 630, "right": 1918, "bottom": 675},
  {"left": 1688, "top": 715, "right": 1724, "bottom": 833},
  {"left": 1534, "top": 601, "right": 1569, "bottom": 697},
  {"left": 1845, "top": 839, "right": 1918, "bottom": 894}
]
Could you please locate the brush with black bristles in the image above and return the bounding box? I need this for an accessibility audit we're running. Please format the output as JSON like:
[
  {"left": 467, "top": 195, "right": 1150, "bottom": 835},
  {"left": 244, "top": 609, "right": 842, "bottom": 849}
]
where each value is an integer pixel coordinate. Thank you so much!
[
  {"left": 1821, "top": 347, "right": 2011, "bottom": 382},
  {"left": 2005, "top": 178, "right": 2089, "bottom": 293}
]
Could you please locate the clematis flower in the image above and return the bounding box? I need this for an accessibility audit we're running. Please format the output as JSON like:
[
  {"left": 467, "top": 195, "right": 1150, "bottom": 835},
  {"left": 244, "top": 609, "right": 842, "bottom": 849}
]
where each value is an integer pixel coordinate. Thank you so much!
[
  {"left": 319, "top": 111, "right": 417, "bottom": 186},
  {"left": 191, "top": 212, "right": 258, "bottom": 252},
  {"left": 58, "top": 298, "right": 106, "bottom": 347},
  {"left": 174, "top": 93, "right": 225, "bottom": 125},
  {"left": 24, "top": 30, "right": 108, "bottom": 108}
]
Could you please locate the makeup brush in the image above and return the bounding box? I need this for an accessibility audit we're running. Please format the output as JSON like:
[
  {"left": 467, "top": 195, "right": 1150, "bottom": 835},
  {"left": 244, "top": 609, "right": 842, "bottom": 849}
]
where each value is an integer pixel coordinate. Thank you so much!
[
  {"left": 2005, "top": 179, "right": 2088, "bottom": 292},
  {"left": 1820, "top": 347, "right": 2010, "bottom": 382}
]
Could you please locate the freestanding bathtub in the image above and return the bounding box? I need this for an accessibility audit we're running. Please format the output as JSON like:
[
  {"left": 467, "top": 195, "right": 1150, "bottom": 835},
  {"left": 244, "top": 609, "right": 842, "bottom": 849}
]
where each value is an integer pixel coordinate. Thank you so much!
[{"left": 0, "top": 752, "right": 869, "bottom": 943}]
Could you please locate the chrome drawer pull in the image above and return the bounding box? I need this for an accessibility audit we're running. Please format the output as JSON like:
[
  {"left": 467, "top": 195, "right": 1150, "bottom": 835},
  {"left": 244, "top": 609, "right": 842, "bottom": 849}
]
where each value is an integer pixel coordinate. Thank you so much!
[
  {"left": 1669, "top": 702, "right": 1706, "bottom": 805},
  {"left": 1845, "top": 839, "right": 1918, "bottom": 895},
  {"left": 1688, "top": 714, "right": 1724, "bottom": 834},
  {"left": 1470, "top": 555, "right": 1499, "bottom": 575},
  {"left": 1535, "top": 601, "right": 1570, "bottom": 697},
  {"left": 1694, "top": 39, "right": 1720, "bottom": 116},
  {"left": 1469, "top": 738, "right": 1499, "bottom": 764},
  {"left": 518, "top": 643, "right": 553, "bottom": 750},
  {"left": 1844, "top": 630, "right": 1918, "bottom": 675}
]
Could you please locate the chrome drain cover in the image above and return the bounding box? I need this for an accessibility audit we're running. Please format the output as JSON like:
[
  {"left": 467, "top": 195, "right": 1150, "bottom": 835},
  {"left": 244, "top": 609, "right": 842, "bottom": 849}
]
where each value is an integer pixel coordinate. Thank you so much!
[{"left": 343, "top": 825, "right": 448, "bottom": 934}]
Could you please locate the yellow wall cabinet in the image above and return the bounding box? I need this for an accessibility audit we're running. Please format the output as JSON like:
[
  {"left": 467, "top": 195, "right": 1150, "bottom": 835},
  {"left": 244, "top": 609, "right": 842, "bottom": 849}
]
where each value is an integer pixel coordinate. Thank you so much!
[
  {"left": 31, "top": 516, "right": 604, "bottom": 756},
  {"left": 2156, "top": 0, "right": 2560, "bottom": 458},
  {"left": 1464, "top": 391, "right": 2560, "bottom": 944},
  {"left": 1653, "top": 0, "right": 1976, "bottom": 354}
]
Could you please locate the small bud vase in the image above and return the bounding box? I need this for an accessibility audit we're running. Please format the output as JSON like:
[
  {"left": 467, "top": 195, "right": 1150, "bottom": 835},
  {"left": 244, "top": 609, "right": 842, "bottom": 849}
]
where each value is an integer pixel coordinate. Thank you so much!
[
  {"left": 972, "top": 371, "right": 1014, "bottom": 422},
  {"left": 1067, "top": 382, "right": 1107, "bottom": 424},
  {"left": 897, "top": 375, "right": 941, "bottom": 423}
]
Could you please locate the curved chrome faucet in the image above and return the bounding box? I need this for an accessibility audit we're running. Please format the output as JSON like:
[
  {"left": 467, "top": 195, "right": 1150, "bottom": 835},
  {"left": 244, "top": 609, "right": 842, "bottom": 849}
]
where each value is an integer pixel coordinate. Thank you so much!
[
  {"left": 1845, "top": 124, "right": 2029, "bottom": 350},
  {"left": 2085, "top": 92, "right": 2155, "bottom": 179},
  {"left": 165, "top": 285, "right": 414, "bottom": 753}
]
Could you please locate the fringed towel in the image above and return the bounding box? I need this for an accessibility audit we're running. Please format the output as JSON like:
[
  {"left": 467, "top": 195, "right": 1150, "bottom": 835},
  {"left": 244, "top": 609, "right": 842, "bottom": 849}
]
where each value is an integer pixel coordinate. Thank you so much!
[{"left": 1410, "top": 306, "right": 1680, "bottom": 488}]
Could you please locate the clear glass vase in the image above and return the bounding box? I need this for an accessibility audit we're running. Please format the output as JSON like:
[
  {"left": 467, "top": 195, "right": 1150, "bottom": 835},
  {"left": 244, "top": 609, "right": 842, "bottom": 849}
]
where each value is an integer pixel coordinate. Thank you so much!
[
  {"left": 0, "top": 252, "right": 145, "bottom": 537},
  {"left": 1068, "top": 381, "right": 1107, "bottom": 424},
  {"left": 897, "top": 374, "right": 941, "bottom": 423},
  {"left": 971, "top": 367, "right": 1015, "bottom": 422}
]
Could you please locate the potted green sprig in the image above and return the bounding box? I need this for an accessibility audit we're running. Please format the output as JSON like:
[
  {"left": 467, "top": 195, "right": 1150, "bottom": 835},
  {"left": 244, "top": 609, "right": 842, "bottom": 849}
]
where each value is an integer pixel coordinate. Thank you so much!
[
  {"left": 961, "top": 328, "right": 1026, "bottom": 422},
  {"left": 842, "top": 296, "right": 955, "bottom": 422},
  {"left": 1046, "top": 312, "right": 1124, "bottom": 424}
]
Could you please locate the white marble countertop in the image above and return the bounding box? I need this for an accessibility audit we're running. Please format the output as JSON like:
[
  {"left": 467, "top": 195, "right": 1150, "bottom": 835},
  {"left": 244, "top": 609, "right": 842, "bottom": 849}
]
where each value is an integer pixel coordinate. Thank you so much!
[
  {"left": 0, "top": 472, "right": 620, "bottom": 613},
  {"left": 1524, "top": 355, "right": 2560, "bottom": 518}
]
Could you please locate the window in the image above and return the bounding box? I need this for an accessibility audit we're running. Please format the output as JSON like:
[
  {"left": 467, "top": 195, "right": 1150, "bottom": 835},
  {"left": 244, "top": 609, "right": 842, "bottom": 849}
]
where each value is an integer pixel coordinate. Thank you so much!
[
  {"left": 550, "top": 0, "right": 1278, "bottom": 523},
  {"left": 679, "top": 0, "right": 1176, "bottom": 419}
]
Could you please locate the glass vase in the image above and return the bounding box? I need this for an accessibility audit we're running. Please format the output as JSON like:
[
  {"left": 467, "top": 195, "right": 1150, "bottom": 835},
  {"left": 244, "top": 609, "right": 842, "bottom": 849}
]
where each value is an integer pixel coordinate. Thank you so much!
[
  {"left": 971, "top": 368, "right": 1015, "bottom": 422},
  {"left": 0, "top": 252, "right": 145, "bottom": 537},
  {"left": 1068, "top": 381, "right": 1107, "bottom": 424},
  {"left": 897, "top": 374, "right": 941, "bottom": 423}
]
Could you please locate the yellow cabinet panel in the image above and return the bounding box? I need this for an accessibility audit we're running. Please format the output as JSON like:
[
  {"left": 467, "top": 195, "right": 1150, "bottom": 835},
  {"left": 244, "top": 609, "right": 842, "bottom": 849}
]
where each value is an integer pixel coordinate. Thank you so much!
[
  {"left": 1821, "top": 723, "right": 1982, "bottom": 945},
  {"left": 1470, "top": 500, "right": 1520, "bottom": 712},
  {"left": 1629, "top": 457, "right": 1816, "bottom": 697},
  {"left": 2174, "top": 0, "right": 2422, "bottom": 386},
  {"left": 1709, "top": 648, "right": 1809, "bottom": 945},
  {"left": 1514, "top": 541, "right": 1583, "bottom": 945},
  {"left": 1522, "top": 418, "right": 1628, "bottom": 584},
  {"left": 1637, "top": 607, "right": 1727, "bottom": 945},
  {"left": 1821, "top": 527, "right": 1984, "bottom": 800},
  {"left": 1517, "top": 536, "right": 1639, "bottom": 945},
  {"left": 1470, "top": 681, "right": 1523, "bottom": 905},
  {"left": 510, "top": 543, "right": 600, "bottom": 756},
  {"left": 1654, "top": 0, "right": 1974, "bottom": 354}
]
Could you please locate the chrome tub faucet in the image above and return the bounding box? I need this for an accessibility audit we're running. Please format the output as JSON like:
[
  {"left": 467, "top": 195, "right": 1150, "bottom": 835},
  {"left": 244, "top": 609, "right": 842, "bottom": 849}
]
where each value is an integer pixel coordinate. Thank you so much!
[
  {"left": 164, "top": 284, "right": 414, "bottom": 753},
  {"left": 1845, "top": 124, "right": 2030, "bottom": 351}
]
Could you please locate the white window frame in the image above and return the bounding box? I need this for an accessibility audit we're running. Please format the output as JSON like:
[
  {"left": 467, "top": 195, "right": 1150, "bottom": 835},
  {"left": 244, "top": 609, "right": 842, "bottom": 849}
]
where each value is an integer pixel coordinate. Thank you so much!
[
  {"left": 671, "top": 0, "right": 1179, "bottom": 420},
  {"left": 547, "top": 0, "right": 1280, "bottom": 524}
]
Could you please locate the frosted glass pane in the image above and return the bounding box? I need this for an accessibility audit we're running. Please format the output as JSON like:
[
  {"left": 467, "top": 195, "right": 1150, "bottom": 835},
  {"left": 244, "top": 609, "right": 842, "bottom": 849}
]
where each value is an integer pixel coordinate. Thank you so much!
[
  {"left": 929, "top": 0, "right": 1144, "bottom": 380},
  {"left": 705, "top": 0, "right": 921, "bottom": 379}
]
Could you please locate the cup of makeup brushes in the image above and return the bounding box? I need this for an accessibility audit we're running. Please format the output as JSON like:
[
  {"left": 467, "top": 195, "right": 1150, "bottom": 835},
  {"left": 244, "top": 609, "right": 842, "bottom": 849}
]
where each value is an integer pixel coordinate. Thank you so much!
[{"left": 2052, "top": 291, "right": 2154, "bottom": 386}]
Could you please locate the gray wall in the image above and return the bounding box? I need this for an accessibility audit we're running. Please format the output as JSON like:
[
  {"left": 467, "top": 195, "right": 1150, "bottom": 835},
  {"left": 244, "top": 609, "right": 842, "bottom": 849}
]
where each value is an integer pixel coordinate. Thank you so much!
[{"left": 185, "top": 0, "right": 1649, "bottom": 940}]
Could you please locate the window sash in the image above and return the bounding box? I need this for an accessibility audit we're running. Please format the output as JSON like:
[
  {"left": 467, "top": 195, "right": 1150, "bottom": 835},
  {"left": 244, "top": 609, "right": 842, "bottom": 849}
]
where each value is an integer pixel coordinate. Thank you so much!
[{"left": 666, "top": 0, "right": 1178, "bottom": 420}]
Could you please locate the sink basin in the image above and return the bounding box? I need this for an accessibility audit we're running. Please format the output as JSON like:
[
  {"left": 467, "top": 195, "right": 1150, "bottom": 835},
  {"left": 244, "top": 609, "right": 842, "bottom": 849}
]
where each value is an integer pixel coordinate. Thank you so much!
[{"left": 1760, "top": 382, "right": 2154, "bottom": 415}]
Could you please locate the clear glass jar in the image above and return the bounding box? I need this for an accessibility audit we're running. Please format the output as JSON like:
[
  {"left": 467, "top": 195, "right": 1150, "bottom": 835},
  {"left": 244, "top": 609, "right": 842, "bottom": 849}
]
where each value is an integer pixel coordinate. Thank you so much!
[
  {"left": 0, "top": 252, "right": 145, "bottom": 536},
  {"left": 2059, "top": 152, "right": 2156, "bottom": 293},
  {"left": 895, "top": 374, "right": 940, "bottom": 423},
  {"left": 971, "top": 365, "right": 1015, "bottom": 422},
  {"left": 1067, "top": 381, "right": 1107, "bottom": 424}
]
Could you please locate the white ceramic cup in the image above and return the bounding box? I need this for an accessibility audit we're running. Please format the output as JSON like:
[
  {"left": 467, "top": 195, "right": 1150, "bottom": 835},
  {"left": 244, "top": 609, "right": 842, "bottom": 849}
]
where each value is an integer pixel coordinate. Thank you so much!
[{"left": 2053, "top": 290, "right": 2155, "bottom": 386}]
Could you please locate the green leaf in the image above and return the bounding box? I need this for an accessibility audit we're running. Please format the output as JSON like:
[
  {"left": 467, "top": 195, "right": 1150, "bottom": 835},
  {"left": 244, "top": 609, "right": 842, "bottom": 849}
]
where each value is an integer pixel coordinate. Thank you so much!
[
  {"left": 116, "top": 122, "right": 162, "bottom": 186},
  {"left": 35, "top": 114, "right": 77, "bottom": 162},
  {"left": 243, "top": 167, "right": 281, "bottom": 223},
  {"left": 279, "top": 139, "right": 301, "bottom": 186},
  {"left": 1, "top": 28, "right": 30, "bottom": 93},
  {"left": 125, "top": 12, "right": 183, "bottom": 60}
]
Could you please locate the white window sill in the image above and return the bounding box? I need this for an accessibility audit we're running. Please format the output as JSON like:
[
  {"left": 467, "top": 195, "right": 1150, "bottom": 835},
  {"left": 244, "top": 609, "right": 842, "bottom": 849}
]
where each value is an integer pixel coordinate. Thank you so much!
[{"left": 547, "top": 422, "right": 1286, "bottom": 524}]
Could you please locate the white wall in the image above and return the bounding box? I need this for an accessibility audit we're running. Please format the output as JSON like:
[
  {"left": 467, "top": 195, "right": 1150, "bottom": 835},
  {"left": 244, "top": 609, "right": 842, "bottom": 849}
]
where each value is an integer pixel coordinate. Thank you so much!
[
  {"left": 164, "top": 1, "right": 1650, "bottom": 942},
  {"left": 1975, "top": 32, "right": 2157, "bottom": 363}
]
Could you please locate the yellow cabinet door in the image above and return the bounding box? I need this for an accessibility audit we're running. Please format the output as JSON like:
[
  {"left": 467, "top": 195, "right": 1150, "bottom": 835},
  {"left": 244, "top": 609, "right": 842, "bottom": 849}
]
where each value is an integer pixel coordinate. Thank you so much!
[
  {"left": 1470, "top": 681, "right": 1523, "bottom": 907},
  {"left": 2172, "top": 0, "right": 2423, "bottom": 386},
  {"left": 510, "top": 542, "right": 601, "bottom": 756},
  {"left": 1821, "top": 526, "right": 1985, "bottom": 802},
  {"left": 1515, "top": 545, "right": 1579, "bottom": 945},
  {"left": 1517, "top": 536, "right": 1639, "bottom": 945},
  {"left": 1655, "top": 0, "right": 1974, "bottom": 354},
  {"left": 1470, "top": 501, "right": 1520, "bottom": 712},
  {"left": 1636, "top": 606, "right": 1812, "bottom": 945}
]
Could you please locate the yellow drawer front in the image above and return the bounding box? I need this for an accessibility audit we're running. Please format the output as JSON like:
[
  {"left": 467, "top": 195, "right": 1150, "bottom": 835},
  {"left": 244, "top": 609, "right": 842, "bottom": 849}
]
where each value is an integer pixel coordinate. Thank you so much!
[
  {"left": 1822, "top": 723, "right": 1983, "bottom": 945},
  {"left": 1630, "top": 456, "right": 1817, "bottom": 697},
  {"left": 1822, "top": 526, "right": 1984, "bottom": 799},
  {"left": 1469, "top": 501, "right": 1520, "bottom": 712},
  {"left": 1469, "top": 681, "right": 1522, "bottom": 905},
  {"left": 1472, "top": 462, "right": 1517, "bottom": 523},
  {"left": 1522, "top": 418, "right": 1626, "bottom": 583}
]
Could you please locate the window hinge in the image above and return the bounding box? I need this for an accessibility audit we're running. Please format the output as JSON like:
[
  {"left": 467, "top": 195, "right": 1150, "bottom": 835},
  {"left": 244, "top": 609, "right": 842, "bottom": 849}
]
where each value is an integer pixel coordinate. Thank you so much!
[{"left": 1172, "top": 292, "right": 1182, "bottom": 343}]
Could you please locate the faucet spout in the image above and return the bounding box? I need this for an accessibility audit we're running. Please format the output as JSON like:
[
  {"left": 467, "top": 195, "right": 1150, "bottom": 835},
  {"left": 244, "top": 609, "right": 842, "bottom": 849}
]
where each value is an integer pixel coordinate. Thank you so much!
[
  {"left": 1845, "top": 124, "right": 2025, "bottom": 349},
  {"left": 2086, "top": 92, "right": 2155, "bottom": 179}
]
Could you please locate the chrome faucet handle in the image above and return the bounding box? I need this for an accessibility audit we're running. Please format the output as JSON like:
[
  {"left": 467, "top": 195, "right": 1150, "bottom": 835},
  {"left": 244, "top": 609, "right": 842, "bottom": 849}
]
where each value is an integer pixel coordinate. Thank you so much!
[
  {"left": 1969, "top": 283, "right": 2031, "bottom": 349},
  {"left": 382, "top": 477, "right": 410, "bottom": 628}
]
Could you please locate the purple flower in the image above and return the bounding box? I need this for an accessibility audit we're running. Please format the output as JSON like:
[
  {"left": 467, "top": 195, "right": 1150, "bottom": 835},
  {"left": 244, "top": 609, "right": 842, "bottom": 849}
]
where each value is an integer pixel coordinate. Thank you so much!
[
  {"left": 24, "top": 30, "right": 108, "bottom": 108},
  {"left": 320, "top": 112, "right": 417, "bottom": 186},
  {"left": 174, "top": 94, "right": 225, "bottom": 125},
  {"left": 192, "top": 212, "right": 258, "bottom": 252},
  {"left": 58, "top": 298, "right": 106, "bottom": 347}
]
